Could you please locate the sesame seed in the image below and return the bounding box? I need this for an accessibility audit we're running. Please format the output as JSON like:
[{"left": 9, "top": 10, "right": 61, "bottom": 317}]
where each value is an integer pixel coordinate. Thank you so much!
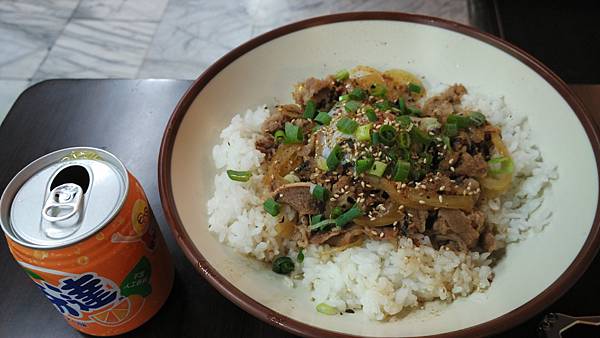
[
  {"left": 449, "top": 158, "right": 454, "bottom": 165},
  {"left": 450, "top": 166, "right": 455, "bottom": 172},
  {"left": 438, "top": 195, "right": 443, "bottom": 203},
  {"left": 407, "top": 213, "right": 413, "bottom": 217},
  {"left": 329, "top": 197, "right": 336, "bottom": 201},
  {"left": 419, "top": 200, "right": 425, "bottom": 204},
  {"left": 333, "top": 193, "right": 340, "bottom": 198},
  {"left": 371, "top": 230, "right": 378, "bottom": 235},
  {"left": 393, "top": 221, "right": 399, "bottom": 226},
  {"left": 379, "top": 232, "right": 385, "bottom": 238}
]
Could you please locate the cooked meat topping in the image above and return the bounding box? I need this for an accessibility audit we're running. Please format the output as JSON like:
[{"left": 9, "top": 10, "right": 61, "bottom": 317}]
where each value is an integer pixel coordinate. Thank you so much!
[{"left": 274, "top": 183, "right": 319, "bottom": 215}]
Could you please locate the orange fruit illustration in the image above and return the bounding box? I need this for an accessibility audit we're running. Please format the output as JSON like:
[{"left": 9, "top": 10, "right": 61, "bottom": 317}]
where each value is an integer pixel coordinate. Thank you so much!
[{"left": 90, "top": 295, "right": 145, "bottom": 327}]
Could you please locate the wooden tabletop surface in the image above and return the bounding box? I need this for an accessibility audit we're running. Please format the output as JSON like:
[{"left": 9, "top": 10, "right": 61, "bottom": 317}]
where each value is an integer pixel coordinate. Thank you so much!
[{"left": 0, "top": 80, "right": 598, "bottom": 338}]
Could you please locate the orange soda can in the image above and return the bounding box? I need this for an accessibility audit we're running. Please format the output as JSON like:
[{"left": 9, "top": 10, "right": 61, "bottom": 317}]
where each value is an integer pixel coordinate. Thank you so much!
[{"left": 0, "top": 147, "right": 174, "bottom": 336}]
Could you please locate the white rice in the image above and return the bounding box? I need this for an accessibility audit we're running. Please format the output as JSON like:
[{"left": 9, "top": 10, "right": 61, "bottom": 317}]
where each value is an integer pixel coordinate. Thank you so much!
[{"left": 207, "top": 91, "right": 557, "bottom": 320}]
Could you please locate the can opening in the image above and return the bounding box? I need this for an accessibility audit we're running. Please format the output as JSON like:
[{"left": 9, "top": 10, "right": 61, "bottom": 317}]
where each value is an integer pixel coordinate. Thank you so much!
[{"left": 50, "top": 165, "right": 90, "bottom": 193}]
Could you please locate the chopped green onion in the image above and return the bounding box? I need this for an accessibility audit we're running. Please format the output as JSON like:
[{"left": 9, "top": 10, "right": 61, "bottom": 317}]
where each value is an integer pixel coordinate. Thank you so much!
[
  {"left": 309, "top": 219, "right": 337, "bottom": 231},
  {"left": 349, "top": 88, "right": 366, "bottom": 100},
  {"left": 374, "top": 100, "right": 391, "bottom": 112},
  {"left": 339, "top": 94, "right": 350, "bottom": 101},
  {"left": 314, "top": 111, "right": 332, "bottom": 125},
  {"left": 365, "top": 108, "right": 377, "bottom": 122},
  {"left": 303, "top": 100, "right": 316, "bottom": 119},
  {"left": 355, "top": 157, "right": 374, "bottom": 174},
  {"left": 316, "top": 303, "right": 338, "bottom": 315},
  {"left": 397, "top": 98, "right": 406, "bottom": 113},
  {"left": 488, "top": 156, "right": 514, "bottom": 175},
  {"left": 379, "top": 125, "right": 397, "bottom": 146},
  {"left": 284, "top": 122, "right": 303, "bottom": 143},
  {"left": 410, "top": 127, "right": 432, "bottom": 144},
  {"left": 368, "top": 161, "right": 388, "bottom": 177},
  {"left": 398, "top": 131, "right": 411, "bottom": 149},
  {"left": 312, "top": 185, "right": 328, "bottom": 202},
  {"left": 316, "top": 156, "right": 328, "bottom": 171},
  {"left": 407, "top": 106, "right": 422, "bottom": 116},
  {"left": 335, "top": 69, "right": 349, "bottom": 81},
  {"left": 444, "top": 123, "right": 458, "bottom": 137},
  {"left": 297, "top": 249, "right": 304, "bottom": 263},
  {"left": 326, "top": 145, "right": 344, "bottom": 170},
  {"left": 227, "top": 170, "right": 252, "bottom": 182},
  {"left": 311, "top": 125, "right": 321, "bottom": 133},
  {"left": 274, "top": 130, "right": 285, "bottom": 143},
  {"left": 408, "top": 82, "right": 422, "bottom": 93},
  {"left": 447, "top": 114, "right": 471, "bottom": 129},
  {"left": 371, "top": 131, "right": 380, "bottom": 145},
  {"left": 335, "top": 205, "right": 363, "bottom": 227},
  {"left": 442, "top": 135, "right": 452, "bottom": 150},
  {"left": 344, "top": 100, "right": 361, "bottom": 113},
  {"left": 283, "top": 173, "right": 300, "bottom": 183},
  {"left": 272, "top": 256, "right": 294, "bottom": 274},
  {"left": 355, "top": 123, "right": 372, "bottom": 141},
  {"left": 397, "top": 115, "right": 412, "bottom": 129},
  {"left": 310, "top": 214, "right": 323, "bottom": 225},
  {"left": 371, "top": 83, "right": 387, "bottom": 98},
  {"left": 469, "top": 111, "right": 487, "bottom": 126},
  {"left": 392, "top": 160, "right": 411, "bottom": 182},
  {"left": 330, "top": 207, "right": 343, "bottom": 219},
  {"left": 420, "top": 117, "right": 441, "bottom": 131},
  {"left": 337, "top": 117, "right": 359, "bottom": 134},
  {"left": 263, "top": 198, "right": 280, "bottom": 216}
]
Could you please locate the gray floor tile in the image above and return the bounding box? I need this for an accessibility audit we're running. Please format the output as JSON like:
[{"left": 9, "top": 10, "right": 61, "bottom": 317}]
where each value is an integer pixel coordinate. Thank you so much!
[
  {"left": 74, "top": 0, "right": 169, "bottom": 21},
  {"left": 0, "top": 13, "right": 67, "bottom": 79},
  {"left": 0, "top": 80, "right": 29, "bottom": 121},
  {"left": 141, "top": 0, "right": 252, "bottom": 76},
  {"left": 34, "top": 19, "right": 157, "bottom": 79},
  {"left": 0, "top": 0, "right": 79, "bottom": 18}
]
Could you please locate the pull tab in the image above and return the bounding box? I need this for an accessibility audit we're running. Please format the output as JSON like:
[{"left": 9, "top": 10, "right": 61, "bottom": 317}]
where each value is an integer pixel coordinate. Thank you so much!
[{"left": 42, "top": 183, "right": 83, "bottom": 222}]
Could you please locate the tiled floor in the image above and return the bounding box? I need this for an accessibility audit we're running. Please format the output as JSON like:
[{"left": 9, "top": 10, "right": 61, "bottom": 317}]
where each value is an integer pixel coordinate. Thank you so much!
[{"left": 0, "top": 0, "right": 470, "bottom": 120}]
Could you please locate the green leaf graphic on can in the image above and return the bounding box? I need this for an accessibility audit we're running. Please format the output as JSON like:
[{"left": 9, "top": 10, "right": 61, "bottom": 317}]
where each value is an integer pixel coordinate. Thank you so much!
[
  {"left": 120, "top": 256, "right": 152, "bottom": 297},
  {"left": 24, "top": 269, "right": 44, "bottom": 280}
]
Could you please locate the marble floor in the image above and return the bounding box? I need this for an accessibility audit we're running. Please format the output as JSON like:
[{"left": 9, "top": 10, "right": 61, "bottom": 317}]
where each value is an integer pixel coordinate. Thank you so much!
[{"left": 0, "top": 0, "right": 471, "bottom": 121}]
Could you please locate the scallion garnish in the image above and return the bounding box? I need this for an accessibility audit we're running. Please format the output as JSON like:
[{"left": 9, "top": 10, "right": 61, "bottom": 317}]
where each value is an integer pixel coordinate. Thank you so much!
[
  {"left": 371, "top": 83, "right": 387, "bottom": 98},
  {"left": 365, "top": 108, "right": 377, "bottom": 122},
  {"left": 314, "top": 111, "right": 332, "bottom": 125},
  {"left": 344, "top": 100, "right": 361, "bottom": 113},
  {"left": 442, "top": 135, "right": 452, "bottom": 150},
  {"left": 408, "top": 82, "right": 422, "bottom": 93},
  {"left": 330, "top": 207, "right": 343, "bottom": 219},
  {"left": 227, "top": 170, "right": 252, "bottom": 182},
  {"left": 368, "top": 161, "right": 388, "bottom": 177},
  {"left": 398, "top": 131, "right": 411, "bottom": 149},
  {"left": 397, "top": 115, "right": 412, "bottom": 129},
  {"left": 272, "top": 256, "right": 294, "bottom": 274},
  {"left": 378, "top": 125, "right": 397, "bottom": 145},
  {"left": 326, "top": 144, "right": 344, "bottom": 170},
  {"left": 410, "top": 127, "right": 432, "bottom": 144},
  {"left": 392, "top": 160, "right": 411, "bottom": 182},
  {"left": 284, "top": 122, "right": 303, "bottom": 143},
  {"left": 355, "top": 123, "right": 372, "bottom": 141},
  {"left": 303, "top": 99, "right": 316, "bottom": 119},
  {"left": 316, "top": 303, "right": 338, "bottom": 315},
  {"left": 312, "top": 184, "right": 328, "bottom": 202},
  {"left": 488, "top": 156, "right": 514, "bottom": 175},
  {"left": 407, "top": 106, "right": 422, "bottom": 116},
  {"left": 316, "top": 156, "right": 328, "bottom": 171},
  {"left": 447, "top": 114, "right": 471, "bottom": 129},
  {"left": 309, "top": 219, "right": 336, "bottom": 232},
  {"left": 374, "top": 100, "right": 391, "bottom": 112},
  {"left": 339, "top": 94, "right": 350, "bottom": 101},
  {"left": 335, "top": 205, "right": 363, "bottom": 227},
  {"left": 444, "top": 123, "right": 458, "bottom": 137},
  {"left": 310, "top": 214, "right": 323, "bottom": 225},
  {"left": 397, "top": 97, "right": 406, "bottom": 113},
  {"left": 349, "top": 88, "right": 366, "bottom": 100},
  {"left": 371, "top": 131, "right": 380, "bottom": 145},
  {"left": 335, "top": 69, "right": 350, "bottom": 81},
  {"left": 337, "top": 117, "right": 359, "bottom": 134},
  {"left": 274, "top": 130, "right": 285, "bottom": 143},
  {"left": 469, "top": 111, "right": 486, "bottom": 126},
  {"left": 355, "top": 157, "right": 374, "bottom": 174},
  {"left": 297, "top": 249, "right": 304, "bottom": 263},
  {"left": 263, "top": 198, "right": 280, "bottom": 216}
]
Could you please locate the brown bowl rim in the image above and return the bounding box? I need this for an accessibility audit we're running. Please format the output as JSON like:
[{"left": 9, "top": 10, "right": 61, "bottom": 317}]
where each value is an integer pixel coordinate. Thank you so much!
[{"left": 158, "top": 11, "right": 600, "bottom": 338}]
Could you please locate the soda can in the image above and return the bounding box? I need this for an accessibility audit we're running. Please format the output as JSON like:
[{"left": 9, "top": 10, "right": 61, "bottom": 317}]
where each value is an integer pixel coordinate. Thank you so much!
[{"left": 0, "top": 147, "right": 174, "bottom": 336}]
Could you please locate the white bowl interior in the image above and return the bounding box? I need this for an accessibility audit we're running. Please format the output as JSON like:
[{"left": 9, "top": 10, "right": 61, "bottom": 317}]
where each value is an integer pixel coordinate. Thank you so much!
[{"left": 169, "top": 20, "right": 598, "bottom": 336}]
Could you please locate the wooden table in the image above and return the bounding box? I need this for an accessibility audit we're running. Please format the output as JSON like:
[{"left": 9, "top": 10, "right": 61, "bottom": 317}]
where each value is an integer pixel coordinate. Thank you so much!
[{"left": 0, "top": 80, "right": 598, "bottom": 338}]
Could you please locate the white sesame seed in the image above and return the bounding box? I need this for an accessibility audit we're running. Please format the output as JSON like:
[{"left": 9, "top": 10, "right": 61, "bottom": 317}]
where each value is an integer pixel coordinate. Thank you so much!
[
  {"left": 379, "top": 232, "right": 385, "bottom": 238},
  {"left": 450, "top": 166, "right": 455, "bottom": 172},
  {"left": 439, "top": 186, "right": 445, "bottom": 191},
  {"left": 418, "top": 200, "right": 425, "bottom": 204},
  {"left": 438, "top": 195, "right": 443, "bottom": 203}
]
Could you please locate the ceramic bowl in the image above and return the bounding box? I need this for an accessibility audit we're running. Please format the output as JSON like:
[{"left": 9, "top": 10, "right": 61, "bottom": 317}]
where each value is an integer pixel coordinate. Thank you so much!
[{"left": 159, "top": 12, "right": 600, "bottom": 337}]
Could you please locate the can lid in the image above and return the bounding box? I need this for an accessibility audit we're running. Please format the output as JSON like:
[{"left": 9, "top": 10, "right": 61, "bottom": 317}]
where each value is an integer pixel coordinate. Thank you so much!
[{"left": 2, "top": 148, "right": 128, "bottom": 248}]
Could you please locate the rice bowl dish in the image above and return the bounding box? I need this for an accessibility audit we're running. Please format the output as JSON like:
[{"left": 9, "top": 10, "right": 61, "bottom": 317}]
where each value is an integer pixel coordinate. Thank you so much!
[{"left": 206, "top": 66, "right": 557, "bottom": 321}]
